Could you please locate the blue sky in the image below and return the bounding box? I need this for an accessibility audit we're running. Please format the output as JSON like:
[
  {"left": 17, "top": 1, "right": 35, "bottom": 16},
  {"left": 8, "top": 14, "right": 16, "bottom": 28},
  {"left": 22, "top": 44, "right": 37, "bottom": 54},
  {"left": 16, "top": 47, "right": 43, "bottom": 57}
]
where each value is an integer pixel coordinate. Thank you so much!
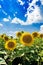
[{"left": 0, "top": 0, "right": 43, "bottom": 36}]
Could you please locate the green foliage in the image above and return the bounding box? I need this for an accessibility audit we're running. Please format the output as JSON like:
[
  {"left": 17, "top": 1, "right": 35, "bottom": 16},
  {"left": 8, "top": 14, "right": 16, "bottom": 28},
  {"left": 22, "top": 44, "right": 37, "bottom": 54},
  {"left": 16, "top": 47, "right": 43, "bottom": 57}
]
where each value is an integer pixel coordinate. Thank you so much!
[
  {"left": 0, "top": 33, "right": 43, "bottom": 65},
  {"left": 0, "top": 38, "right": 5, "bottom": 50},
  {"left": 0, "top": 57, "right": 6, "bottom": 65}
]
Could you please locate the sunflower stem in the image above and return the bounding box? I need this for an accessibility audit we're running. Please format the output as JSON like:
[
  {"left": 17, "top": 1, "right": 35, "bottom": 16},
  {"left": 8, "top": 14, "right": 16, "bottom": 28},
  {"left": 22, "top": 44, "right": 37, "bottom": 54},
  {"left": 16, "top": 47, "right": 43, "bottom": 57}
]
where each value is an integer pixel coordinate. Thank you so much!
[
  {"left": 8, "top": 61, "right": 12, "bottom": 65},
  {"left": 38, "top": 61, "right": 39, "bottom": 65},
  {"left": 38, "top": 57, "right": 41, "bottom": 65}
]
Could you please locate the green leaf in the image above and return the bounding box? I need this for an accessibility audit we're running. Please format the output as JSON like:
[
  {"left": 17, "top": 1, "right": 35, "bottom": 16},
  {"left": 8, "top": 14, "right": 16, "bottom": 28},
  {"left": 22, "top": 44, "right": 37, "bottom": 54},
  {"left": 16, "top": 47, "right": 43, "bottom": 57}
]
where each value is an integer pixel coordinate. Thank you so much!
[
  {"left": 0, "top": 51, "right": 6, "bottom": 54},
  {"left": 0, "top": 57, "right": 7, "bottom": 64}
]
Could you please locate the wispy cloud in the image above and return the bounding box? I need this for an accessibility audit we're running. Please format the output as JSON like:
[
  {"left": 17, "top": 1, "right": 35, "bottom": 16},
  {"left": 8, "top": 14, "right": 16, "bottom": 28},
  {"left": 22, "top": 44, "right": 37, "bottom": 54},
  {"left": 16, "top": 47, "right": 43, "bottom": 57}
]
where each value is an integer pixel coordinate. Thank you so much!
[
  {"left": 3, "top": 18, "right": 10, "bottom": 22},
  {"left": 17, "top": 0, "right": 25, "bottom": 5},
  {"left": 40, "top": 0, "right": 43, "bottom": 5},
  {"left": 6, "top": 31, "right": 18, "bottom": 38},
  {"left": 11, "top": 17, "right": 27, "bottom": 25},
  {"left": 0, "top": 23, "right": 3, "bottom": 27},
  {"left": 1, "top": 0, "right": 3, "bottom": 1},
  {"left": 39, "top": 25, "right": 43, "bottom": 33},
  {"left": 2, "top": 10, "right": 7, "bottom": 15},
  {"left": 0, "top": 5, "right": 2, "bottom": 8}
]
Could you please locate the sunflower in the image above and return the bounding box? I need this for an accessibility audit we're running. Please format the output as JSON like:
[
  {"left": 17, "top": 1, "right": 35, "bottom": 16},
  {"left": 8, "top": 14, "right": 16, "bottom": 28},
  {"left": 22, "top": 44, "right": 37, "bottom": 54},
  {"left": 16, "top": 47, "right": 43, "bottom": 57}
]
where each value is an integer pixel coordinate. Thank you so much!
[
  {"left": 32, "top": 32, "right": 39, "bottom": 38},
  {"left": 5, "top": 40, "right": 16, "bottom": 50},
  {"left": 16, "top": 32, "right": 22, "bottom": 37},
  {"left": 3, "top": 36, "right": 9, "bottom": 41},
  {"left": 1, "top": 35, "right": 4, "bottom": 38},
  {"left": 0, "top": 34, "right": 6, "bottom": 38},
  {"left": 20, "top": 32, "right": 33, "bottom": 46},
  {"left": 39, "top": 34, "right": 43, "bottom": 38}
]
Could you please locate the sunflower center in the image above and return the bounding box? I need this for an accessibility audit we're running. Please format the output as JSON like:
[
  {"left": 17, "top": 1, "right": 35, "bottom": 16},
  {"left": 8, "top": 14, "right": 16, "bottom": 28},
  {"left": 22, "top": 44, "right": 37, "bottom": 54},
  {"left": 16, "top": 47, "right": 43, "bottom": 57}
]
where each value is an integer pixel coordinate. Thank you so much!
[
  {"left": 22, "top": 35, "right": 32, "bottom": 43},
  {"left": 7, "top": 42, "right": 15, "bottom": 48},
  {"left": 1, "top": 35, "right": 3, "bottom": 37},
  {"left": 33, "top": 33, "right": 38, "bottom": 37},
  {"left": 40, "top": 34, "right": 43, "bottom": 38},
  {"left": 17, "top": 33, "right": 21, "bottom": 36},
  {"left": 4, "top": 37, "right": 9, "bottom": 41}
]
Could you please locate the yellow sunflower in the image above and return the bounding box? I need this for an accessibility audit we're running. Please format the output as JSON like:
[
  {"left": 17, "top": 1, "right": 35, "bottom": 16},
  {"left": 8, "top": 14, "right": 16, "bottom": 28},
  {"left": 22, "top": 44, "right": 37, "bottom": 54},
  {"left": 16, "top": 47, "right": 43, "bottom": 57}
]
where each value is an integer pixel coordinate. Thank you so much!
[
  {"left": 20, "top": 32, "right": 34, "bottom": 46},
  {"left": 39, "top": 34, "right": 43, "bottom": 38},
  {"left": 0, "top": 34, "right": 6, "bottom": 38},
  {"left": 5, "top": 40, "right": 16, "bottom": 50},
  {"left": 32, "top": 32, "right": 39, "bottom": 38},
  {"left": 4, "top": 36, "right": 9, "bottom": 41},
  {"left": 16, "top": 32, "right": 22, "bottom": 37}
]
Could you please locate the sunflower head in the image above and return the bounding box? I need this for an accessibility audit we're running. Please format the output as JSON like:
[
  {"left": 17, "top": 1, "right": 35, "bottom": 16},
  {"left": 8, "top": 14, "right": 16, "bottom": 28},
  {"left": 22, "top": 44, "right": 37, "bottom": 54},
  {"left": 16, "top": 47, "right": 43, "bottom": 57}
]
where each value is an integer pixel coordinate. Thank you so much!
[
  {"left": 39, "top": 34, "right": 43, "bottom": 38},
  {"left": 16, "top": 32, "right": 22, "bottom": 37},
  {"left": 0, "top": 34, "right": 6, "bottom": 38},
  {"left": 4, "top": 36, "right": 9, "bottom": 41},
  {"left": 5, "top": 40, "right": 16, "bottom": 50},
  {"left": 1, "top": 35, "right": 4, "bottom": 38},
  {"left": 20, "top": 32, "right": 33, "bottom": 46},
  {"left": 32, "top": 32, "right": 39, "bottom": 38}
]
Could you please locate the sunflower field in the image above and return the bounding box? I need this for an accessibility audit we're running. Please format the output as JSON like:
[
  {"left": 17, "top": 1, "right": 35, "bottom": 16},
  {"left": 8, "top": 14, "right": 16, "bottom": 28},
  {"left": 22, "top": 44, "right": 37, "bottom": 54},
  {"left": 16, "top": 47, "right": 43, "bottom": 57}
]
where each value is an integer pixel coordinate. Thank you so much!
[{"left": 0, "top": 31, "right": 43, "bottom": 65}]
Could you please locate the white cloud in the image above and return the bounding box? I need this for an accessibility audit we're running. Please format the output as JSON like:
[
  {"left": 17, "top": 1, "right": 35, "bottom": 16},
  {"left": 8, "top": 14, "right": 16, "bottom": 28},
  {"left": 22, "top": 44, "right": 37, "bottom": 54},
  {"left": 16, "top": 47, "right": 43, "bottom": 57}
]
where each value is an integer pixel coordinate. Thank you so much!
[
  {"left": 39, "top": 25, "right": 43, "bottom": 33},
  {"left": 17, "top": 0, "right": 25, "bottom": 5},
  {"left": 11, "top": 17, "right": 29, "bottom": 25},
  {"left": 0, "top": 23, "right": 3, "bottom": 27},
  {"left": 3, "top": 18, "right": 10, "bottom": 22},
  {"left": 14, "top": 14, "right": 16, "bottom": 16},
  {"left": 40, "top": 0, "right": 43, "bottom": 5},
  {"left": 11, "top": 5, "right": 42, "bottom": 25},
  {"left": 11, "top": 0, "right": 43, "bottom": 25},
  {"left": 29, "top": 0, "right": 38, "bottom": 9},
  {"left": 26, "top": 5, "right": 42, "bottom": 24},
  {"left": 25, "top": 0, "right": 43, "bottom": 24},
  {"left": 8, "top": 16, "right": 11, "bottom": 20},
  {"left": 6, "top": 31, "right": 18, "bottom": 38},
  {"left": 11, "top": 17, "right": 19, "bottom": 24},
  {"left": 0, "top": 5, "right": 2, "bottom": 8}
]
